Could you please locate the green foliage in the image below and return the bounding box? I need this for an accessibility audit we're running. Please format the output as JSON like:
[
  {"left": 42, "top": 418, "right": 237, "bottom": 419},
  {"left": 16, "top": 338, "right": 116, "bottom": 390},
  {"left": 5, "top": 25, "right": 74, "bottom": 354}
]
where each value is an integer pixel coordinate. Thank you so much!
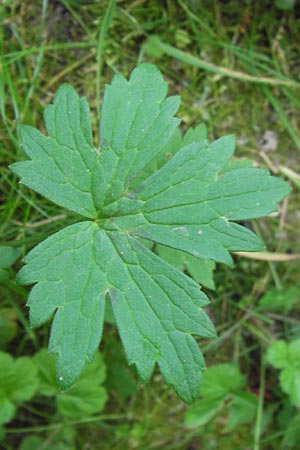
[
  {"left": 267, "top": 339, "right": 300, "bottom": 406},
  {"left": 0, "top": 352, "right": 39, "bottom": 425},
  {"left": 0, "top": 308, "right": 18, "bottom": 347},
  {"left": 0, "top": 246, "right": 21, "bottom": 282},
  {"left": 34, "top": 350, "right": 107, "bottom": 419},
  {"left": 19, "top": 435, "right": 69, "bottom": 450},
  {"left": 10, "top": 63, "right": 290, "bottom": 403},
  {"left": 279, "top": 410, "right": 300, "bottom": 449},
  {"left": 105, "top": 334, "right": 137, "bottom": 399},
  {"left": 138, "top": 123, "right": 216, "bottom": 289},
  {"left": 258, "top": 287, "right": 300, "bottom": 313},
  {"left": 275, "top": 401, "right": 300, "bottom": 449},
  {"left": 156, "top": 244, "right": 215, "bottom": 290},
  {"left": 185, "top": 364, "right": 257, "bottom": 430},
  {"left": 1, "top": 0, "right": 300, "bottom": 448},
  {"left": 275, "top": 0, "right": 296, "bottom": 10}
]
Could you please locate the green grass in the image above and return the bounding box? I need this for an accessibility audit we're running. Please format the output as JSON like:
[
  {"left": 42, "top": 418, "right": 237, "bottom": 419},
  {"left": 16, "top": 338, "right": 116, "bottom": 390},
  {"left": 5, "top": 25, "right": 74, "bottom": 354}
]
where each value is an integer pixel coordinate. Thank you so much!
[{"left": 1, "top": 1, "right": 300, "bottom": 449}]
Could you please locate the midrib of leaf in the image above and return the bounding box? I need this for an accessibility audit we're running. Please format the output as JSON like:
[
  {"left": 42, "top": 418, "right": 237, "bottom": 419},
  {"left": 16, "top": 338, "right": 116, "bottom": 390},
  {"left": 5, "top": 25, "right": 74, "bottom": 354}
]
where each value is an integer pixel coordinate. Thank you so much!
[
  {"left": 97, "top": 83, "right": 146, "bottom": 208},
  {"left": 107, "top": 237, "right": 168, "bottom": 352},
  {"left": 105, "top": 231, "right": 213, "bottom": 401},
  {"left": 14, "top": 126, "right": 97, "bottom": 218},
  {"left": 109, "top": 85, "right": 146, "bottom": 155},
  {"left": 59, "top": 97, "right": 92, "bottom": 170},
  {"left": 131, "top": 150, "right": 211, "bottom": 200},
  {"left": 123, "top": 106, "right": 178, "bottom": 188},
  {"left": 53, "top": 99, "right": 99, "bottom": 216},
  {"left": 98, "top": 73, "right": 179, "bottom": 210},
  {"left": 108, "top": 233, "right": 208, "bottom": 320}
]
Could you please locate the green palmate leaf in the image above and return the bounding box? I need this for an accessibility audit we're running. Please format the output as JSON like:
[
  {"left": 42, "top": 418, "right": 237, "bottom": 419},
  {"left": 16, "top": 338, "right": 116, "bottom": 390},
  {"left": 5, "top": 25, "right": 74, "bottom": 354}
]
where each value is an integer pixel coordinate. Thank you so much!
[
  {"left": 155, "top": 244, "right": 215, "bottom": 289},
  {"left": 0, "top": 246, "right": 22, "bottom": 282},
  {"left": 18, "top": 221, "right": 211, "bottom": 401},
  {"left": 0, "top": 246, "right": 22, "bottom": 269},
  {"left": 258, "top": 287, "right": 300, "bottom": 313},
  {"left": 225, "top": 392, "right": 257, "bottom": 432},
  {"left": 0, "top": 352, "right": 39, "bottom": 425},
  {"left": 199, "top": 363, "right": 245, "bottom": 398},
  {"left": 10, "top": 63, "right": 290, "bottom": 403},
  {"left": 184, "top": 397, "right": 222, "bottom": 428},
  {"left": 280, "top": 412, "right": 300, "bottom": 449},
  {"left": 105, "top": 335, "right": 137, "bottom": 399},
  {"left": 19, "top": 436, "right": 69, "bottom": 450},
  {"left": 132, "top": 122, "right": 207, "bottom": 188},
  {"left": 184, "top": 364, "right": 257, "bottom": 429},
  {"left": 34, "top": 349, "right": 107, "bottom": 419},
  {"left": 267, "top": 339, "right": 300, "bottom": 406},
  {"left": 136, "top": 123, "right": 216, "bottom": 288}
]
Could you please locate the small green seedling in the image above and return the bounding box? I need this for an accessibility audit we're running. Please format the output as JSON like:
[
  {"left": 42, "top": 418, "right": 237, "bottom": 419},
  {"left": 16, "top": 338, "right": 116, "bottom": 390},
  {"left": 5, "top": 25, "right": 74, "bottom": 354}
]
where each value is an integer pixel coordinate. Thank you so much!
[
  {"left": 184, "top": 364, "right": 257, "bottom": 430},
  {"left": 267, "top": 339, "right": 300, "bottom": 406},
  {"left": 34, "top": 349, "right": 107, "bottom": 419},
  {"left": 0, "top": 246, "right": 21, "bottom": 282},
  {"left": 10, "top": 63, "right": 290, "bottom": 403},
  {"left": 0, "top": 352, "right": 39, "bottom": 425}
]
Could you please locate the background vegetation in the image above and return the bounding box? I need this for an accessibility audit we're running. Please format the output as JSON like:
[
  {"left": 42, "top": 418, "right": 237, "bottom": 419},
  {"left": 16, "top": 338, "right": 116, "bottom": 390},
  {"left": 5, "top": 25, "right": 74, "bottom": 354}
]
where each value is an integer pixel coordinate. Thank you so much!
[{"left": 1, "top": 0, "right": 300, "bottom": 449}]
